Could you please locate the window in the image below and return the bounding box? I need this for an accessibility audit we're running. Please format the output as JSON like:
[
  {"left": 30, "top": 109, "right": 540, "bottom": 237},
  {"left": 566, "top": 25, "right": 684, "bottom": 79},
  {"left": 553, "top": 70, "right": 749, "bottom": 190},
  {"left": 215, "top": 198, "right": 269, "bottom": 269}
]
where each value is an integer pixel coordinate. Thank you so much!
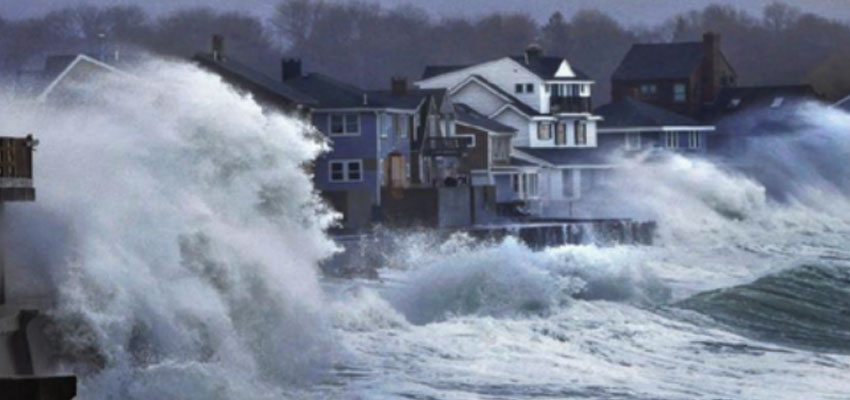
[
  {"left": 330, "top": 114, "right": 359, "bottom": 135},
  {"left": 555, "top": 123, "right": 567, "bottom": 145},
  {"left": 640, "top": 84, "right": 657, "bottom": 98},
  {"left": 492, "top": 136, "right": 510, "bottom": 162},
  {"left": 526, "top": 83, "right": 534, "bottom": 93},
  {"left": 574, "top": 121, "right": 587, "bottom": 146},
  {"left": 665, "top": 132, "right": 679, "bottom": 149},
  {"left": 771, "top": 97, "right": 785, "bottom": 108},
  {"left": 512, "top": 174, "right": 520, "bottom": 193},
  {"left": 625, "top": 132, "right": 641, "bottom": 150},
  {"left": 515, "top": 84, "right": 524, "bottom": 94},
  {"left": 329, "top": 160, "right": 363, "bottom": 183},
  {"left": 673, "top": 84, "right": 687, "bottom": 103},
  {"left": 528, "top": 174, "right": 539, "bottom": 197},
  {"left": 538, "top": 122, "right": 552, "bottom": 141},
  {"left": 688, "top": 132, "right": 702, "bottom": 149},
  {"left": 392, "top": 114, "right": 402, "bottom": 138}
]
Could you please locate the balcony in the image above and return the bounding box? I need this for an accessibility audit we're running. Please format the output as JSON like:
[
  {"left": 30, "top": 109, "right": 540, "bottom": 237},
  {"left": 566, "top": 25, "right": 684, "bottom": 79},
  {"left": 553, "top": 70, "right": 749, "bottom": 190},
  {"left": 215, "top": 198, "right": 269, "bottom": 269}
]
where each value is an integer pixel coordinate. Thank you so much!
[
  {"left": 0, "top": 135, "right": 36, "bottom": 202},
  {"left": 549, "top": 96, "right": 592, "bottom": 114},
  {"left": 423, "top": 136, "right": 473, "bottom": 157}
]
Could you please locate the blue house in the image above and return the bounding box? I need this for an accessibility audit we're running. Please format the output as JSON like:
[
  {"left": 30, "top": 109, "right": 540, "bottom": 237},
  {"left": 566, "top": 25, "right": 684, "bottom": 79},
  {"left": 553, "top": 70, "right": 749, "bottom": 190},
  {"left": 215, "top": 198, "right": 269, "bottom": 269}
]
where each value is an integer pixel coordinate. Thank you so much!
[{"left": 285, "top": 66, "right": 449, "bottom": 230}]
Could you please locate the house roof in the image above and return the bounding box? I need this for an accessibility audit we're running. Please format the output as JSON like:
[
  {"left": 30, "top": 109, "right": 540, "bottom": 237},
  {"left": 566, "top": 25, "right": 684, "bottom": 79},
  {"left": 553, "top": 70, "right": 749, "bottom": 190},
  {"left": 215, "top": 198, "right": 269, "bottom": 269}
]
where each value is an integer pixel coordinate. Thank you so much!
[
  {"left": 509, "top": 157, "right": 539, "bottom": 167},
  {"left": 194, "top": 53, "right": 317, "bottom": 106},
  {"left": 421, "top": 56, "right": 590, "bottom": 82},
  {"left": 514, "top": 147, "right": 614, "bottom": 167},
  {"left": 507, "top": 55, "right": 591, "bottom": 81},
  {"left": 365, "top": 89, "right": 432, "bottom": 111},
  {"left": 702, "top": 85, "right": 821, "bottom": 122},
  {"left": 454, "top": 103, "right": 516, "bottom": 133},
  {"left": 285, "top": 73, "right": 383, "bottom": 109},
  {"left": 595, "top": 97, "right": 707, "bottom": 128},
  {"left": 612, "top": 42, "right": 705, "bottom": 81},
  {"left": 461, "top": 74, "right": 540, "bottom": 117}
]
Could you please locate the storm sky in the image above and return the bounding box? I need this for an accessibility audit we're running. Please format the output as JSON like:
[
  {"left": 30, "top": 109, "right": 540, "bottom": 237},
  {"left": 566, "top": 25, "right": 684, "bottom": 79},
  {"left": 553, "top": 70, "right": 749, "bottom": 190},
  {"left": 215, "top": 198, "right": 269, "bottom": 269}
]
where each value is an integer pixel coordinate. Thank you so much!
[{"left": 2, "top": 0, "right": 849, "bottom": 24}]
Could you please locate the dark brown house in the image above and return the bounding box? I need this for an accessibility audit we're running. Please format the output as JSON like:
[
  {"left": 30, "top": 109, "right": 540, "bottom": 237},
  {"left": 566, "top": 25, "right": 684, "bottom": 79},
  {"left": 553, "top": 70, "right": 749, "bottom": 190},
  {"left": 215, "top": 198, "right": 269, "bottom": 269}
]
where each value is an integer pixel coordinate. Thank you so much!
[{"left": 611, "top": 32, "right": 737, "bottom": 118}]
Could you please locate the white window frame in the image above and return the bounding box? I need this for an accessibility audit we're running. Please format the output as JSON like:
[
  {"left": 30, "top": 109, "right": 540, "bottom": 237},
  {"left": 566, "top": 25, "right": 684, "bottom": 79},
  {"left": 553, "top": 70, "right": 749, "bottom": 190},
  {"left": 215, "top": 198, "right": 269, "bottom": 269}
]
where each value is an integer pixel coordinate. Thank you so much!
[
  {"left": 665, "top": 132, "right": 679, "bottom": 149},
  {"left": 688, "top": 131, "right": 701, "bottom": 149},
  {"left": 329, "top": 114, "right": 360, "bottom": 136},
  {"left": 625, "top": 132, "right": 642, "bottom": 150},
  {"left": 538, "top": 122, "right": 552, "bottom": 141},
  {"left": 328, "top": 159, "right": 364, "bottom": 183}
]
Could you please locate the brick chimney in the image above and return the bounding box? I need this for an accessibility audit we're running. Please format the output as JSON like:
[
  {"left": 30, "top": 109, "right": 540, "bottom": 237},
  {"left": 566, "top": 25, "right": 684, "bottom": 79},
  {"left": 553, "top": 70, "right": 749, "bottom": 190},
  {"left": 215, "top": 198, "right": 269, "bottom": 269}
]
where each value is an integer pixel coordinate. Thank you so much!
[
  {"left": 702, "top": 32, "right": 720, "bottom": 102},
  {"left": 281, "top": 58, "right": 302, "bottom": 81},
  {"left": 524, "top": 43, "right": 543, "bottom": 64},
  {"left": 391, "top": 77, "right": 408, "bottom": 96},
  {"left": 212, "top": 34, "right": 224, "bottom": 61}
]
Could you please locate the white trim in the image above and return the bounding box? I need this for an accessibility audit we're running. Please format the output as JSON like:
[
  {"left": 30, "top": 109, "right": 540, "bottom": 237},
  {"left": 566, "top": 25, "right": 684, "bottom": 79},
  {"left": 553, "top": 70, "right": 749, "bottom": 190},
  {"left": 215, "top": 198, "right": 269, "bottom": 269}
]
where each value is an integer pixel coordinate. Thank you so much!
[
  {"left": 328, "top": 159, "right": 364, "bottom": 183},
  {"left": 834, "top": 93, "right": 850, "bottom": 108},
  {"left": 37, "top": 54, "right": 124, "bottom": 102},
  {"left": 511, "top": 149, "right": 554, "bottom": 168},
  {"left": 328, "top": 113, "right": 361, "bottom": 136},
  {"left": 489, "top": 103, "right": 532, "bottom": 119}
]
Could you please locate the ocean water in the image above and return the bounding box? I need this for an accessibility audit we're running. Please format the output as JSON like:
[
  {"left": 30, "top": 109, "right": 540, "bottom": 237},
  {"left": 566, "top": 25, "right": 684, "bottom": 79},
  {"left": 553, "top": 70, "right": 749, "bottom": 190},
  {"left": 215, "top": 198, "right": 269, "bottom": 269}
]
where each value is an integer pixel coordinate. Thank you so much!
[{"left": 1, "top": 59, "right": 848, "bottom": 399}]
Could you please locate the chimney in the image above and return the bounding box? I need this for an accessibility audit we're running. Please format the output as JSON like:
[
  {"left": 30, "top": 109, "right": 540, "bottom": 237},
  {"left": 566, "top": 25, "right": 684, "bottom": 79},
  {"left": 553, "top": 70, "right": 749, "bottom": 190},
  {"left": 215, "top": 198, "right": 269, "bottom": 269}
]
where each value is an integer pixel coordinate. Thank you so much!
[
  {"left": 281, "top": 58, "right": 302, "bottom": 81},
  {"left": 524, "top": 43, "right": 543, "bottom": 64},
  {"left": 391, "top": 77, "right": 408, "bottom": 96},
  {"left": 212, "top": 34, "right": 224, "bottom": 61},
  {"left": 702, "top": 32, "right": 720, "bottom": 103}
]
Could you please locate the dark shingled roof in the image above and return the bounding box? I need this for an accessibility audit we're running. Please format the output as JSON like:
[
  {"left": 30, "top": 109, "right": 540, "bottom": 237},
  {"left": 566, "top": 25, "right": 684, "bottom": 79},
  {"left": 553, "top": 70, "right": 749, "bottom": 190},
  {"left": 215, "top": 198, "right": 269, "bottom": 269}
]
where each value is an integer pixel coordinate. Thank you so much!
[
  {"left": 365, "top": 89, "right": 439, "bottom": 111},
  {"left": 515, "top": 147, "right": 614, "bottom": 166},
  {"left": 507, "top": 55, "right": 591, "bottom": 80},
  {"left": 421, "top": 56, "right": 590, "bottom": 81},
  {"left": 194, "top": 53, "right": 317, "bottom": 106},
  {"left": 454, "top": 103, "right": 516, "bottom": 133},
  {"left": 285, "top": 73, "right": 381, "bottom": 109},
  {"left": 702, "top": 85, "right": 821, "bottom": 121},
  {"left": 595, "top": 97, "right": 706, "bottom": 128},
  {"left": 509, "top": 157, "right": 539, "bottom": 167},
  {"left": 612, "top": 42, "right": 705, "bottom": 81}
]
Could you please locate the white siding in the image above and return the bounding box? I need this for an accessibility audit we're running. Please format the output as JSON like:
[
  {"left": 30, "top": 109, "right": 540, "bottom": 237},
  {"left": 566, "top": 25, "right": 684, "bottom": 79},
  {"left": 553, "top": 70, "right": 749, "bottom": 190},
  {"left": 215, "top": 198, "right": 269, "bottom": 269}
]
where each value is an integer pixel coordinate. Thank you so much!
[
  {"left": 452, "top": 81, "right": 507, "bottom": 116},
  {"left": 493, "top": 108, "right": 531, "bottom": 147},
  {"left": 417, "top": 58, "right": 546, "bottom": 112}
]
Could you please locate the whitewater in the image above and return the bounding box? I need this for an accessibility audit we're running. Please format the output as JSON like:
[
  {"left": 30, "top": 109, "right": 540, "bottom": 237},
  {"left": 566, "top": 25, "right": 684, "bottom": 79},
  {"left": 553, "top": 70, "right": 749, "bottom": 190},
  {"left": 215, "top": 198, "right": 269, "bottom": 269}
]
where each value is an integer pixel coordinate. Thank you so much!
[{"left": 1, "top": 59, "right": 848, "bottom": 399}]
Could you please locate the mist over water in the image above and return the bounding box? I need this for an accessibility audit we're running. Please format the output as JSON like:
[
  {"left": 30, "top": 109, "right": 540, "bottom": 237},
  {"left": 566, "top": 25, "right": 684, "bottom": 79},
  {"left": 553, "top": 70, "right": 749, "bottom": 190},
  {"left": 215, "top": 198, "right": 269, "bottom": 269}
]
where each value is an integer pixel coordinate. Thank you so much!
[{"left": 2, "top": 58, "right": 850, "bottom": 399}]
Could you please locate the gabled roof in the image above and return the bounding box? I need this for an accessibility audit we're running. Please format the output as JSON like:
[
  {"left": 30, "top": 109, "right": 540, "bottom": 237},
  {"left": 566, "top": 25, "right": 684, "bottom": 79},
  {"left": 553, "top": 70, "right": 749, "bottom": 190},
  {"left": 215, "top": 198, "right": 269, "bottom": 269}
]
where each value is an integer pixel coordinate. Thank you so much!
[
  {"left": 595, "top": 97, "right": 707, "bottom": 129},
  {"left": 612, "top": 42, "right": 705, "bottom": 81},
  {"left": 194, "top": 53, "right": 317, "bottom": 106},
  {"left": 514, "top": 147, "right": 614, "bottom": 167},
  {"left": 36, "top": 54, "right": 124, "bottom": 101},
  {"left": 454, "top": 74, "right": 539, "bottom": 117},
  {"left": 454, "top": 103, "right": 516, "bottom": 133},
  {"left": 421, "top": 56, "right": 590, "bottom": 82},
  {"left": 702, "top": 85, "right": 821, "bottom": 122}
]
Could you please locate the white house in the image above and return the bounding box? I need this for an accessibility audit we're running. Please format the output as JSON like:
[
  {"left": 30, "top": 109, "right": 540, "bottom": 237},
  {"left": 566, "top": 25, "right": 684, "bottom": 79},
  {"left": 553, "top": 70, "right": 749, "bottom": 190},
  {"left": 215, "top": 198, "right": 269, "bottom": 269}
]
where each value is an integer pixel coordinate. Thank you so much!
[{"left": 416, "top": 45, "right": 604, "bottom": 215}]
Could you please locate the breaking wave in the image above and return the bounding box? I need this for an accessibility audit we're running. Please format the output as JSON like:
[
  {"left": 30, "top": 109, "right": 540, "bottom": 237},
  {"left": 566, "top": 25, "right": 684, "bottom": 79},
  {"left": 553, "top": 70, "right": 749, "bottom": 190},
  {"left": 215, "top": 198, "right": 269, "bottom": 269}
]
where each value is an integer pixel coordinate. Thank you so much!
[{"left": 1, "top": 59, "right": 337, "bottom": 399}]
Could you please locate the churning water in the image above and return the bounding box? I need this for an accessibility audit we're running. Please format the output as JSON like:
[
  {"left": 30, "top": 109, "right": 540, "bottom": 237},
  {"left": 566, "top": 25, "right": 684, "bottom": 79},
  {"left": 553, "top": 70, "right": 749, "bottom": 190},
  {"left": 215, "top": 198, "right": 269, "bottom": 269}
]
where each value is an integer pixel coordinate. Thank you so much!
[{"left": 2, "top": 60, "right": 850, "bottom": 399}]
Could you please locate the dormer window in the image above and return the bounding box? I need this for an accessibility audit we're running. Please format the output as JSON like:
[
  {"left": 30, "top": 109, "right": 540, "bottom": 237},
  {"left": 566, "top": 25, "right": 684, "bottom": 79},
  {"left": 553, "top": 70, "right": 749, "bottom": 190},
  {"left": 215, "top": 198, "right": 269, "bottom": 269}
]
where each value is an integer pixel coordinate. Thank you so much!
[{"left": 771, "top": 97, "right": 784, "bottom": 108}]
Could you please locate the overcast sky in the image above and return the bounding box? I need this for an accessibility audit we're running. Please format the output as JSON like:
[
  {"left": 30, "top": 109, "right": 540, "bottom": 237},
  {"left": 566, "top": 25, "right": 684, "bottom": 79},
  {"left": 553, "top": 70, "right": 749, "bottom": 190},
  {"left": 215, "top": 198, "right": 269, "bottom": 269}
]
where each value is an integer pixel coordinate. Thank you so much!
[{"left": 2, "top": 0, "right": 850, "bottom": 25}]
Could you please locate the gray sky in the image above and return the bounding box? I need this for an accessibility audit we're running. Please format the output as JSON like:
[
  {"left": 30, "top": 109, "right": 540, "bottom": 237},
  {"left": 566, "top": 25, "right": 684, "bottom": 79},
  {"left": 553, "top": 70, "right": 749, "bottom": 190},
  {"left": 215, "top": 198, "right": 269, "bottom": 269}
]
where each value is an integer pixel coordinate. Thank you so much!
[{"left": 2, "top": 0, "right": 850, "bottom": 25}]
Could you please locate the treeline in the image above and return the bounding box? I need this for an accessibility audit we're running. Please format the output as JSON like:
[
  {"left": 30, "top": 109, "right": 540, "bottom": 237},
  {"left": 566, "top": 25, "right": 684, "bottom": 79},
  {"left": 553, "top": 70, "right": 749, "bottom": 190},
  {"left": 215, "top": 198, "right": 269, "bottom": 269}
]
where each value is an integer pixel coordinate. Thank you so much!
[{"left": 2, "top": 1, "right": 850, "bottom": 101}]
